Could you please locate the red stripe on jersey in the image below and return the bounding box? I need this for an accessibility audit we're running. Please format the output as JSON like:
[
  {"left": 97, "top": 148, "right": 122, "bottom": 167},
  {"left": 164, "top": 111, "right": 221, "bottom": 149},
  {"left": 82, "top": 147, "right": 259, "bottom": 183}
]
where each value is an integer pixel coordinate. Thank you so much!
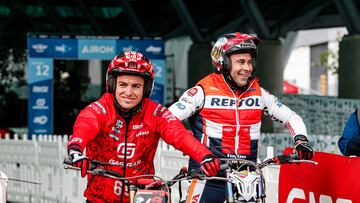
[
  {"left": 202, "top": 119, "right": 208, "bottom": 146},
  {"left": 222, "top": 126, "right": 236, "bottom": 154},
  {"left": 286, "top": 122, "right": 296, "bottom": 136},
  {"left": 237, "top": 126, "right": 251, "bottom": 155}
]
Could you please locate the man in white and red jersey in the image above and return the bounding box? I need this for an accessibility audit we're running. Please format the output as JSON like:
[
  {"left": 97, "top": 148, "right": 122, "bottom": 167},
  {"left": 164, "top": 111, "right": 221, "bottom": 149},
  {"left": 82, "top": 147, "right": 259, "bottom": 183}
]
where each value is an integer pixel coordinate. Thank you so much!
[
  {"left": 67, "top": 51, "right": 220, "bottom": 203},
  {"left": 169, "top": 32, "right": 314, "bottom": 202}
]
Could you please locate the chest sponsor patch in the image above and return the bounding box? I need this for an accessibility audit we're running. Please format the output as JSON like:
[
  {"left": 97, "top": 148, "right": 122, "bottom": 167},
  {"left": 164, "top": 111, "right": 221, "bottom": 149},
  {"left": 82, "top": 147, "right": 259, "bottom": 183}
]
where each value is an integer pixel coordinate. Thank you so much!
[
  {"left": 115, "top": 119, "right": 123, "bottom": 129},
  {"left": 133, "top": 124, "right": 143, "bottom": 130},
  {"left": 117, "top": 143, "right": 136, "bottom": 159},
  {"left": 210, "top": 97, "right": 260, "bottom": 107},
  {"left": 135, "top": 130, "right": 149, "bottom": 137},
  {"left": 246, "top": 87, "right": 257, "bottom": 93}
]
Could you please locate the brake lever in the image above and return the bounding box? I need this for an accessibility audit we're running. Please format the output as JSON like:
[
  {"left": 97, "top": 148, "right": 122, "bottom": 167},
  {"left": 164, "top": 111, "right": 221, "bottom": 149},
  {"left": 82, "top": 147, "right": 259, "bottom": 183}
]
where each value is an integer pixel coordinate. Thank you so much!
[
  {"left": 188, "top": 170, "right": 205, "bottom": 180},
  {"left": 291, "top": 159, "right": 318, "bottom": 165}
]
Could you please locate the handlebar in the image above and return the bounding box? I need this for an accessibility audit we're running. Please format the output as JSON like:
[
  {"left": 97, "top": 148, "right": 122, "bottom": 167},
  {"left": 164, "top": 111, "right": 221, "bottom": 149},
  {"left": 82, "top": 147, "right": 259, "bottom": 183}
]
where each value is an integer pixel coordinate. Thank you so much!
[
  {"left": 187, "top": 153, "right": 318, "bottom": 180},
  {"left": 64, "top": 153, "right": 318, "bottom": 185},
  {"left": 262, "top": 153, "right": 318, "bottom": 166},
  {"left": 63, "top": 158, "right": 186, "bottom": 189}
]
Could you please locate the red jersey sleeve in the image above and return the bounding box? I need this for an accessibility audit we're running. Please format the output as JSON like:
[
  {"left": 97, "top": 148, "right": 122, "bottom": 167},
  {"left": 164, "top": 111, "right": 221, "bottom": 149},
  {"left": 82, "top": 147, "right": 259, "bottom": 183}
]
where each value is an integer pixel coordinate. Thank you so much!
[
  {"left": 67, "top": 106, "right": 103, "bottom": 152},
  {"left": 152, "top": 104, "right": 212, "bottom": 164}
]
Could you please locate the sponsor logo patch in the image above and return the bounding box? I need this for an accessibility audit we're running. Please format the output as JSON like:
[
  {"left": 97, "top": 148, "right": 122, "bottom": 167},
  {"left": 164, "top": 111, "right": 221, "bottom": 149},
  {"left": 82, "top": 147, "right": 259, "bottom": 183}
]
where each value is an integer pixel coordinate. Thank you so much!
[
  {"left": 191, "top": 194, "right": 200, "bottom": 203},
  {"left": 32, "top": 44, "right": 48, "bottom": 53},
  {"left": 135, "top": 131, "right": 149, "bottom": 137},
  {"left": 187, "top": 87, "right": 198, "bottom": 97},
  {"left": 210, "top": 97, "right": 260, "bottom": 107},
  {"left": 180, "top": 98, "right": 192, "bottom": 104},
  {"left": 32, "top": 85, "right": 49, "bottom": 93},
  {"left": 68, "top": 137, "right": 83, "bottom": 145},
  {"left": 115, "top": 119, "right": 123, "bottom": 129},
  {"left": 117, "top": 143, "right": 136, "bottom": 159},
  {"left": 210, "top": 86, "right": 220, "bottom": 91},
  {"left": 176, "top": 102, "right": 186, "bottom": 110},
  {"left": 55, "top": 44, "right": 72, "bottom": 53},
  {"left": 133, "top": 124, "right": 143, "bottom": 130},
  {"left": 33, "top": 115, "right": 48, "bottom": 125},
  {"left": 246, "top": 87, "right": 257, "bottom": 93}
]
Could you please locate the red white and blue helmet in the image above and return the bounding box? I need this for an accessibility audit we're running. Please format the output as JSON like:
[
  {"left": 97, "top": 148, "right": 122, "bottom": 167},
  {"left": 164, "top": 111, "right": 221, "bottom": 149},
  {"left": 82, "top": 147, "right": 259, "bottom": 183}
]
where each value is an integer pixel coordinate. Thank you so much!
[
  {"left": 106, "top": 51, "right": 154, "bottom": 98},
  {"left": 210, "top": 32, "right": 260, "bottom": 74}
]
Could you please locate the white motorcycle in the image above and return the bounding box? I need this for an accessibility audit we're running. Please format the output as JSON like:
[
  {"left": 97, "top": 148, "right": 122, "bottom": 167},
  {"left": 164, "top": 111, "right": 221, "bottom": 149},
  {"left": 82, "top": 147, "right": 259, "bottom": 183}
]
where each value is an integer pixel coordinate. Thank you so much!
[{"left": 187, "top": 153, "right": 318, "bottom": 203}]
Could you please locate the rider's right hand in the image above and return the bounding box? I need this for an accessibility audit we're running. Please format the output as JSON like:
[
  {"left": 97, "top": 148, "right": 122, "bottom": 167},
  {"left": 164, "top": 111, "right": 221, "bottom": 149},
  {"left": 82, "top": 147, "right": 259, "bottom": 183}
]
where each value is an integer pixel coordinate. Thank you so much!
[{"left": 69, "top": 148, "right": 90, "bottom": 178}]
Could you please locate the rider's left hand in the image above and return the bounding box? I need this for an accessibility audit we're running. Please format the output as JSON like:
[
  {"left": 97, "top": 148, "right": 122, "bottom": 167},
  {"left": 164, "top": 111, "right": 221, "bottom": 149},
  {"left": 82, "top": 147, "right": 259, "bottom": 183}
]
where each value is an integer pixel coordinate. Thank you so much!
[
  {"left": 200, "top": 154, "right": 220, "bottom": 177},
  {"left": 294, "top": 135, "right": 314, "bottom": 160}
]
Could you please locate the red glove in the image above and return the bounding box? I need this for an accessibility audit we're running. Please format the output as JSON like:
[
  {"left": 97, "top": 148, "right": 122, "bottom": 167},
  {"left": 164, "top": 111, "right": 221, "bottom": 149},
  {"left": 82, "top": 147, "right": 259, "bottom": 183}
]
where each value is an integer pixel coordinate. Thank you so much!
[
  {"left": 200, "top": 154, "right": 220, "bottom": 177},
  {"left": 69, "top": 149, "right": 90, "bottom": 177}
]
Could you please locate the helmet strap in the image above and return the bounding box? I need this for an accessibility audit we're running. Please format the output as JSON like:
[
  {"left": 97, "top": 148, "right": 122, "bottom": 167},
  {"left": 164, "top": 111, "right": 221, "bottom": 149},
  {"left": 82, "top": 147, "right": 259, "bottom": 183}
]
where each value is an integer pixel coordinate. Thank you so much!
[
  {"left": 143, "top": 79, "right": 152, "bottom": 98},
  {"left": 107, "top": 75, "right": 116, "bottom": 93}
]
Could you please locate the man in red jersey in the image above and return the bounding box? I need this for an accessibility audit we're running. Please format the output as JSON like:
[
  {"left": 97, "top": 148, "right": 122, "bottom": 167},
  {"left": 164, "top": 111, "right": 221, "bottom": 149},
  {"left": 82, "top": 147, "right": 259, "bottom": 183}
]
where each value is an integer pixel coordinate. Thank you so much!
[
  {"left": 169, "top": 32, "right": 314, "bottom": 202},
  {"left": 67, "top": 51, "right": 219, "bottom": 203}
]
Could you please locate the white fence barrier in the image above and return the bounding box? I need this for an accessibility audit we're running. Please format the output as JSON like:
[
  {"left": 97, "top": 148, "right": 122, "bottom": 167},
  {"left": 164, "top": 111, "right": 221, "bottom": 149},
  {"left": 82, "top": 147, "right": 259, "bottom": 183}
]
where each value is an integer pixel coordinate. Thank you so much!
[
  {"left": 0, "top": 133, "right": 340, "bottom": 203},
  {"left": 0, "top": 171, "right": 8, "bottom": 203}
]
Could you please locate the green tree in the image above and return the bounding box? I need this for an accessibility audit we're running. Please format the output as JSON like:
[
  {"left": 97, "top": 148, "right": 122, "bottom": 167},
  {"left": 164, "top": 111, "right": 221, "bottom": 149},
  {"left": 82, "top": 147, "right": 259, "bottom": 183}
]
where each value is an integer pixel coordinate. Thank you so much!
[
  {"left": 0, "top": 4, "right": 30, "bottom": 97},
  {"left": 318, "top": 31, "right": 344, "bottom": 75}
]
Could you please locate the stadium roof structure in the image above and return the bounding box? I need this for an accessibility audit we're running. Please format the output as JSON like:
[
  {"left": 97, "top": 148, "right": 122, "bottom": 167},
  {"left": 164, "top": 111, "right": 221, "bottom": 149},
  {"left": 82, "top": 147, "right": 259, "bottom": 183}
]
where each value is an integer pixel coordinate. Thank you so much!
[{"left": 1, "top": 0, "right": 360, "bottom": 43}]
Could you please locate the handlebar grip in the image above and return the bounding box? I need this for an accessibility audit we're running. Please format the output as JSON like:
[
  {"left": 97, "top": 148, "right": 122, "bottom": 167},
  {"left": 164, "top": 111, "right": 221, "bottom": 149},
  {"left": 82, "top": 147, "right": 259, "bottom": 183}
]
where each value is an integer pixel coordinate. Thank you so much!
[
  {"left": 276, "top": 153, "right": 299, "bottom": 164},
  {"left": 219, "top": 163, "right": 229, "bottom": 171},
  {"left": 189, "top": 163, "right": 229, "bottom": 178},
  {"left": 195, "top": 163, "right": 229, "bottom": 174},
  {"left": 288, "top": 153, "right": 299, "bottom": 159}
]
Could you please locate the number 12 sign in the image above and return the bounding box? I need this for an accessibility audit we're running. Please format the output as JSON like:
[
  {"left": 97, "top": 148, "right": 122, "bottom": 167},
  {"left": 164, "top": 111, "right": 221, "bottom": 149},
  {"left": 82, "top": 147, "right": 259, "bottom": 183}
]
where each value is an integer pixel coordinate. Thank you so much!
[{"left": 28, "top": 58, "right": 54, "bottom": 136}]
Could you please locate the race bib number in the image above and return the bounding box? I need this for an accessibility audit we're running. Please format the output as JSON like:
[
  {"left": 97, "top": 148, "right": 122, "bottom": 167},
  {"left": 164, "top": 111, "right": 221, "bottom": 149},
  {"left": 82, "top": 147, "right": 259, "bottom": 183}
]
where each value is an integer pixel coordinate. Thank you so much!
[{"left": 114, "top": 180, "right": 129, "bottom": 196}]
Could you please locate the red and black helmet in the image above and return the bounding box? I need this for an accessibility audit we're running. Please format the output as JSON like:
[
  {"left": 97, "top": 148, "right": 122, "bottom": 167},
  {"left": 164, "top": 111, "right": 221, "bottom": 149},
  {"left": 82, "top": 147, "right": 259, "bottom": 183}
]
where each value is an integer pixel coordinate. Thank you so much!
[
  {"left": 210, "top": 32, "right": 260, "bottom": 75},
  {"left": 106, "top": 51, "right": 154, "bottom": 98}
]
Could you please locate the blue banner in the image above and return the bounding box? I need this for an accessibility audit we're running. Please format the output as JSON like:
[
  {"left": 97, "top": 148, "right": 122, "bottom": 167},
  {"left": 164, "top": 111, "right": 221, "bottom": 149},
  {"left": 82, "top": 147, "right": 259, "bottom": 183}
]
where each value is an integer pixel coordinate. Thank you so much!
[
  {"left": 28, "top": 38, "right": 77, "bottom": 58},
  {"left": 28, "top": 58, "right": 53, "bottom": 136},
  {"left": 78, "top": 39, "right": 116, "bottom": 60},
  {"left": 27, "top": 35, "right": 166, "bottom": 137}
]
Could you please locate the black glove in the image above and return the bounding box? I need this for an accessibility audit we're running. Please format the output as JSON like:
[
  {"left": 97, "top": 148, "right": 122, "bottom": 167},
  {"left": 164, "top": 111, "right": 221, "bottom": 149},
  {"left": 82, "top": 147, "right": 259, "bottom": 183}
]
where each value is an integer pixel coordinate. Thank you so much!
[
  {"left": 294, "top": 135, "right": 314, "bottom": 160},
  {"left": 200, "top": 154, "right": 220, "bottom": 177},
  {"left": 69, "top": 148, "right": 90, "bottom": 177}
]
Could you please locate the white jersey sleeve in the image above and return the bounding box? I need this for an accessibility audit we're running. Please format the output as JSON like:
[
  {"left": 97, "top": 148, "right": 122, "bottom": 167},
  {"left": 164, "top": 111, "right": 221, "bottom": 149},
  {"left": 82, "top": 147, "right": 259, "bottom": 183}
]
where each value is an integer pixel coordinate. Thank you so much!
[
  {"left": 261, "top": 88, "right": 308, "bottom": 139},
  {"left": 168, "top": 86, "right": 205, "bottom": 121}
]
